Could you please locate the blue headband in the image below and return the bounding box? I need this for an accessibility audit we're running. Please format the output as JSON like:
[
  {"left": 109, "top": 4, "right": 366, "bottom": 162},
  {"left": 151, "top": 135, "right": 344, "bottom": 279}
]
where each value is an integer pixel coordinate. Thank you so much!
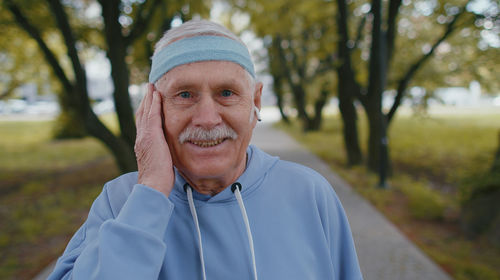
[{"left": 149, "top": 35, "right": 255, "bottom": 83}]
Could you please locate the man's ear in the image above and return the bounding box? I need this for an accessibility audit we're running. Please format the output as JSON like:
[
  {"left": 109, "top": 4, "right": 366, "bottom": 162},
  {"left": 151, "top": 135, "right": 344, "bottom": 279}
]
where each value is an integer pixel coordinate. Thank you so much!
[{"left": 253, "top": 81, "right": 263, "bottom": 110}]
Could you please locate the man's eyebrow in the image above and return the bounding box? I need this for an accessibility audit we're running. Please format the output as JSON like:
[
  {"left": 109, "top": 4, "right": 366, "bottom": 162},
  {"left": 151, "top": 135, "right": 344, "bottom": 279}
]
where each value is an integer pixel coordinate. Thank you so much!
[
  {"left": 213, "top": 79, "right": 246, "bottom": 89},
  {"left": 165, "top": 78, "right": 248, "bottom": 92},
  {"left": 163, "top": 79, "right": 198, "bottom": 92},
  {"left": 218, "top": 76, "right": 254, "bottom": 88}
]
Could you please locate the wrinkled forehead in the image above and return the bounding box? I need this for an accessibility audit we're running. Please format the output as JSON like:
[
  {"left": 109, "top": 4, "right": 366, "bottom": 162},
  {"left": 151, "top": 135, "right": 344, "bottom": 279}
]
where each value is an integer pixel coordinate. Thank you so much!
[
  {"left": 149, "top": 35, "right": 255, "bottom": 85},
  {"left": 155, "top": 60, "right": 255, "bottom": 92}
]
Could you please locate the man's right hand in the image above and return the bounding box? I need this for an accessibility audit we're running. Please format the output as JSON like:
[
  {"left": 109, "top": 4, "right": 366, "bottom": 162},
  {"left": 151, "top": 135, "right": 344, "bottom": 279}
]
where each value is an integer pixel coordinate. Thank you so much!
[{"left": 135, "top": 83, "right": 174, "bottom": 197}]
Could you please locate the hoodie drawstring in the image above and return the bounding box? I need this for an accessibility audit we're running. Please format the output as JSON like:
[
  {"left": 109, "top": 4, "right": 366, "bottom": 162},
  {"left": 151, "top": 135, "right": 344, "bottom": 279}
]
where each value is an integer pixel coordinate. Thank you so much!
[
  {"left": 185, "top": 184, "right": 207, "bottom": 280},
  {"left": 231, "top": 183, "right": 258, "bottom": 280},
  {"left": 184, "top": 182, "right": 258, "bottom": 280}
]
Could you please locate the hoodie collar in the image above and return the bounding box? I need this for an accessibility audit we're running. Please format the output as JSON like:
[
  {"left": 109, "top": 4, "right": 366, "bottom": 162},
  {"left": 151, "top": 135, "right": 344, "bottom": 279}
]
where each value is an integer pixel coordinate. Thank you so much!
[{"left": 170, "top": 145, "right": 279, "bottom": 204}]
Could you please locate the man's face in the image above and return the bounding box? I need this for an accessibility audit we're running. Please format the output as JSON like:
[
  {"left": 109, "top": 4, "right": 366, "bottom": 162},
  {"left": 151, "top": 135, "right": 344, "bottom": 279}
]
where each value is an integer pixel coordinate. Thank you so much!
[{"left": 156, "top": 60, "right": 262, "bottom": 184}]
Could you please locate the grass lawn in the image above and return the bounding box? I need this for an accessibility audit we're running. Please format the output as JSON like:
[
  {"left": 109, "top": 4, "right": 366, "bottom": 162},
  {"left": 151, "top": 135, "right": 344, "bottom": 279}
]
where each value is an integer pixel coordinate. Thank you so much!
[
  {"left": 277, "top": 109, "right": 500, "bottom": 280},
  {"left": 1, "top": 110, "right": 497, "bottom": 279},
  {"left": 0, "top": 120, "right": 119, "bottom": 280}
]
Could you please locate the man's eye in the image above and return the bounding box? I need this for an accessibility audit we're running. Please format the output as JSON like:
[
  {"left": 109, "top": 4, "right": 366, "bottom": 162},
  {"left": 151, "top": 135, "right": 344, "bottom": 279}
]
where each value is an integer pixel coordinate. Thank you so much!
[
  {"left": 179, "top": 91, "right": 191, "bottom": 98},
  {"left": 221, "top": 90, "right": 233, "bottom": 97}
]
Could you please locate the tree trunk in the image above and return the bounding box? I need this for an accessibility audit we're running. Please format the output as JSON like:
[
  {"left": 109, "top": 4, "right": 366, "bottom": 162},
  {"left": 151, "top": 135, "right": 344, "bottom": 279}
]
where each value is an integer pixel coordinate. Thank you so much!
[
  {"left": 289, "top": 84, "right": 312, "bottom": 131},
  {"left": 48, "top": 0, "right": 137, "bottom": 173},
  {"left": 336, "top": 0, "right": 363, "bottom": 165},
  {"left": 273, "top": 75, "right": 290, "bottom": 124},
  {"left": 273, "top": 35, "right": 313, "bottom": 131},
  {"left": 83, "top": 108, "right": 137, "bottom": 172},
  {"left": 364, "top": 0, "right": 390, "bottom": 175},
  {"left": 268, "top": 41, "right": 290, "bottom": 124},
  {"left": 99, "top": 0, "right": 137, "bottom": 148},
  {"left": 7, "top": 0, "right": 138, "bottom": 174},
  {"left": 338, "top": 79, "right": 363, "bottom": 165},
  {"left": 276, "top": 92, "right": 290, "bottom": 124},
  {"left": 365, "top": 105, "right": 380, "bottom": 170},
  {"left": 306, "top": 86, "right": 329, "bottom": 131},
  {"left": 52, "top": 92, "right": 87, "bottom": 139},
  {"left": 492, "top": 130, "right": 500, "bottom": 173}
]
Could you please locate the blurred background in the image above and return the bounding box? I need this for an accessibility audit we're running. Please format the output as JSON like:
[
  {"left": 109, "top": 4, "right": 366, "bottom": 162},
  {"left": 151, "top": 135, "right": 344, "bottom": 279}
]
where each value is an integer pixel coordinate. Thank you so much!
[{"left": 0, "top": 0, "right": 499, "bottom": 279}]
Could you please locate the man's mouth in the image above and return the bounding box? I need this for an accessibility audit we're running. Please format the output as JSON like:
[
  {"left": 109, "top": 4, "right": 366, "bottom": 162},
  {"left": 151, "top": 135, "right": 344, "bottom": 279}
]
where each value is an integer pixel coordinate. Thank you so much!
[{"left": 189, "top": 138, "right": 226, "bottom": 148}]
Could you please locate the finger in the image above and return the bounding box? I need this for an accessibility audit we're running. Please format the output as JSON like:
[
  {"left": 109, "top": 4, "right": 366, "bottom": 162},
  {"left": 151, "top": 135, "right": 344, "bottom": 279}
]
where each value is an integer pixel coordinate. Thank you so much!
[
  {"left": 151, "top": 90, "right": 161, "bottom": 118},
  {"left": 135, "top": 84, "right": 153, "bottom": 127},
  {"left": 142, "top": 84, "right": 155, "bottom": 128},
  {"left": 135, "top": 97, "right": 145, "bottom": 127},
  {"left": 148, "top": 90, "right": 162, "bottom": 129},
  {"left": 138, "top": 84, "right": 153, "bottom": 116}
]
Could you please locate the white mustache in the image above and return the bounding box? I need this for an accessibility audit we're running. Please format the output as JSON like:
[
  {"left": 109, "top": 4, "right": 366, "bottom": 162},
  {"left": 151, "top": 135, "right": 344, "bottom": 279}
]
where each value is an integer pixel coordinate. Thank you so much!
[{"left": 178, "top": 125, "right": 238, "bottom": 144}]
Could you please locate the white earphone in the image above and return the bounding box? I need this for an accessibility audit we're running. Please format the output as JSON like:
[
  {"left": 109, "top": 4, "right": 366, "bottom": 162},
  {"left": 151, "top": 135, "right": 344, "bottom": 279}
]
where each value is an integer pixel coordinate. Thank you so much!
[{"left": 254, "top": 106, "right": 262, "bottom": 122}]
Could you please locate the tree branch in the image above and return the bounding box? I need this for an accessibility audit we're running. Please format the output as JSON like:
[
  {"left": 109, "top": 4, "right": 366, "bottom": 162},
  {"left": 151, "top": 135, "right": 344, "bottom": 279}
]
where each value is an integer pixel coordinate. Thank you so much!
[
  {"left": 386, "top": 0, "right": 402, "bottom": 63},
  {"left": 4, "top": 0, "right": 73, "bottom": 93},
  {"left": 386, "top": 6, "right": 467, "bottom": 123},
  {"left": 125, "top": 0, "right": 163, "bottom": 45},
  {"left": 309, "top": 56, "right": 335, "bottom": 81},
  {"left": 0, "top": 79, "right": 22, "bottom": 100},
  {"left": 305, "top": 24, "right": 335, "bottom": 81},
  {"left": 297, "top": 30, "right": 310, "bottom": 79},
  {"left": 47, "top": 0, "right": 89, "bottom": 102},
  {"left": 274, "top": 34, "right": 310, "bottom": 122},
  {"left": 353, "top": 15, "right": 367, "bottom": 49}
]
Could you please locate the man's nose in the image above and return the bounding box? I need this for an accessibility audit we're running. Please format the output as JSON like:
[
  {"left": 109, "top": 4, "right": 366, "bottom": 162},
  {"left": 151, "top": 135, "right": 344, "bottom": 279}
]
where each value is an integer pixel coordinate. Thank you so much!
[{"left": 191, "top": 95, "right": 222, "bottom": 129}]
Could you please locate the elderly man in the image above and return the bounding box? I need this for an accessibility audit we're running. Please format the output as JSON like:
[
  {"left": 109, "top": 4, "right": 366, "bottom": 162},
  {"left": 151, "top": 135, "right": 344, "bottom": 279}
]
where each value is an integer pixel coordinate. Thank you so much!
[{"left": 48, "top": 19, "right": 362, "bottom": 280}]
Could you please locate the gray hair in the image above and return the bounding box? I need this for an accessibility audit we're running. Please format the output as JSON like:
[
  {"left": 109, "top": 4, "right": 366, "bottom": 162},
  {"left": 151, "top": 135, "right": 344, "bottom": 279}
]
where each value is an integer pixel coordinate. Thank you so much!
[{"left": 154, "top": 19, "right": 246, "bottom": 56}]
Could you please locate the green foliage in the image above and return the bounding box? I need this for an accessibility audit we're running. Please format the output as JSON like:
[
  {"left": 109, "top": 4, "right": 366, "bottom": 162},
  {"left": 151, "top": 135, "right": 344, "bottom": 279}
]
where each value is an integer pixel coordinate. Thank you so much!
[
  {"left": 459, "top": 170, "right": 500, "bottom": 243},
  {"left": 460, "top": 171, "right": 500, "bottom": 203},
  {"left": 1, "top": 0, "right": 211, "bottom": 94},
  {"left": 127, "top": 0, "right": 211, "bottom": 84},
  {"left": 429, "top": 248, "right": 500, "bottom": 280},
  {"left": 391, "top": 0, "right": 500, "bottom": 94},
  {"left": 233, "top": 0, "right": 337, "bottom": 130},
  {"left": 455, "top": 264, "right": 499, "bottom": 280},
  {"left": 399, "top": 177, "right": 446, "bottom": 220},
  {"left": 388, "top": 112, "right": 499, "bottom": 185},
  {"left": 235, "top": 0, "right": 499, "bottom": 113},
  {"left": 2, "top": 0, "right": 211, "bottom": 174},
  {"left": 391, "top": 1, "right": 478, "bottom": 90},
  {"left": 277, "top": 110, "right": 500, "bottom": 279},
  {"left": 0, "top": 119, "right": 117, "bottom": 279},
  {"left": 0, "top": 121, "right": 108, "bottom": 175},
  {"left": 0, "top": 0, "right": 71, "bottom": 99}
]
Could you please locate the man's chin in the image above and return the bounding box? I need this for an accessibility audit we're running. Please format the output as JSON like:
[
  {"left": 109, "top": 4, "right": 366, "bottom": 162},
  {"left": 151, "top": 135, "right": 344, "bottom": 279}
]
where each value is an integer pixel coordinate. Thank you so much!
[
  {"left": 172, "top": 140, "right": 246, "bottom": 184},
  {"left": 178, "top": 164, "right": 229, "bottom": 182}
]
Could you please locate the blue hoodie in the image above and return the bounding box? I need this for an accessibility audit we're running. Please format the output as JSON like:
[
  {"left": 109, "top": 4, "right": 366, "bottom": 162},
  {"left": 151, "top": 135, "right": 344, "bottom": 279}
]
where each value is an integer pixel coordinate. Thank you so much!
[{"left": 48, "top": 145, "right": 363, "bottom": 280}]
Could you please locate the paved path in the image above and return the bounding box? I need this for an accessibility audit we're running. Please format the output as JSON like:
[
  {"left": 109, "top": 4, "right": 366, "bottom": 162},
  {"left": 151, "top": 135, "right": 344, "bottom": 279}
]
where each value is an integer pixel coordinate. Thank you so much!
[
  {"left": 251, "top": 122, "right": 451, "bottom": 280},
  {"left": 35, "top": 121, "right": 452, "bottom": 280}
]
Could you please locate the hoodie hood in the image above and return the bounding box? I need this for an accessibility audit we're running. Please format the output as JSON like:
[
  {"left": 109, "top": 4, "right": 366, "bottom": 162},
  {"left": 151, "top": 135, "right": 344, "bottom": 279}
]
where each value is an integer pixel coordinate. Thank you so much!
[{"left": 169, "top": 144, "right": 279, "bottom": 204}]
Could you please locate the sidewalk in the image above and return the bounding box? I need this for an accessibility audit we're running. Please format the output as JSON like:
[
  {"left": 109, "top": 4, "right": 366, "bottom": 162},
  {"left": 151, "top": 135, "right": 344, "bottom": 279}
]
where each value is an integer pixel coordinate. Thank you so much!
[
  {"left": 251, "top": 122, "right": 451, "bottom": 280},
  {"left": 34, "top": 121, "right": 452, "bottom": 280}
]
